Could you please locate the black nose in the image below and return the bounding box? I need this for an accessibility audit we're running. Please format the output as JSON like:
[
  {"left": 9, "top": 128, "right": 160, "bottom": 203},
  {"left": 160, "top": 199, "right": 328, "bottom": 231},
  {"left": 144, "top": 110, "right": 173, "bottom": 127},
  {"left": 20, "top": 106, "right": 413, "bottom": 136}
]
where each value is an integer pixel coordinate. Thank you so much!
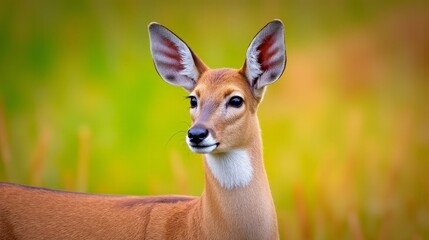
[{"left": 187, "top": 127, "right": 209, "bottom": 144}]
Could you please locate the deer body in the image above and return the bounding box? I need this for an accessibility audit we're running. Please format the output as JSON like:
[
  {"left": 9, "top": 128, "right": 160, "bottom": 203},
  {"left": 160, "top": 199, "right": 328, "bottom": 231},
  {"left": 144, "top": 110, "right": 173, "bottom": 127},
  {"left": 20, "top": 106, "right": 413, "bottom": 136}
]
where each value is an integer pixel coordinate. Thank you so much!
[{"left": 0, "top": 20, "right": 286, "bottom": 239}]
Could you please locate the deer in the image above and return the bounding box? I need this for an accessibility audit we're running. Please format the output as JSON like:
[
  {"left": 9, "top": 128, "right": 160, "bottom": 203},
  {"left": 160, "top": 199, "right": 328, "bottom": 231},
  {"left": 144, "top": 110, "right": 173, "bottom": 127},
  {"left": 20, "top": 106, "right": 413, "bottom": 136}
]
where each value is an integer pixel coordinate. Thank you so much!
[{"left": 0, "top": 19, "right": 286, "bottom": 239}]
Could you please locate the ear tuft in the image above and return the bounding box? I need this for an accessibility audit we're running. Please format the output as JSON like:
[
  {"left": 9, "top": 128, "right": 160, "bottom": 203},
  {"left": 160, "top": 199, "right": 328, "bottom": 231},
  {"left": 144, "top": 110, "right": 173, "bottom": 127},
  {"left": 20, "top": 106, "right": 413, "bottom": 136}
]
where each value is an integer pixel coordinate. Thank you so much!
[
  {"left": 243, "top": 20, "right": 287, "bottom": 98},
  {"left": 148, "top": 23, "right": 207, "bottom": 92}
]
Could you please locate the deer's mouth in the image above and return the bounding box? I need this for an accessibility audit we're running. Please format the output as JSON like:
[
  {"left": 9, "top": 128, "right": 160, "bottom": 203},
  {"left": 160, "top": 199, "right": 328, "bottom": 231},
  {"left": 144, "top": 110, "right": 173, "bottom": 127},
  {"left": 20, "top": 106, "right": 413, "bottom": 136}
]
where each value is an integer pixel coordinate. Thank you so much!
[
  {"left": 188, "top": 143, "right": 219, "bottom": 154},
  {"left": 186, "top": 128, "right": 219, "bottom": 154}
]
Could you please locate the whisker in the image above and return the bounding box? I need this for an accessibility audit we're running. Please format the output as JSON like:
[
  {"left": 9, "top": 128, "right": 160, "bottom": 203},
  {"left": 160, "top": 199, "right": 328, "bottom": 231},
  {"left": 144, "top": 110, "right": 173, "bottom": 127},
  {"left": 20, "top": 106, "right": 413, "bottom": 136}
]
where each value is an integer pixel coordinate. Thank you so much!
[{"left": 165, "top": 130, "right": 187, "bottom": 147}]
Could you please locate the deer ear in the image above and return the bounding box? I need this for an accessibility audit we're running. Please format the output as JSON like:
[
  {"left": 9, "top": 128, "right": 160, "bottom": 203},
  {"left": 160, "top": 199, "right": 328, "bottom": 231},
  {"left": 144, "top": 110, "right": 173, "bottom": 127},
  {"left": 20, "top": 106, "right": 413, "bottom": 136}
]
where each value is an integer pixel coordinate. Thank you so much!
[
  {"left": 241, "top": 20, "right": 286, "bottom": 99},
  {"left": 148, "top": 23, "right": 208, "bottom": 92}
]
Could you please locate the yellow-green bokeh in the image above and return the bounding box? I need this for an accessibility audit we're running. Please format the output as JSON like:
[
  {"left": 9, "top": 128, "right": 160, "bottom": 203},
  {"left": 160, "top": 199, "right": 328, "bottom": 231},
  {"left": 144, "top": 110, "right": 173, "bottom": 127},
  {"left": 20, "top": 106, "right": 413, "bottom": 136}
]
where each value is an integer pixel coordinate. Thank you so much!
[{"left": 0, "top": 0, "right": 428, "bottom": 239}]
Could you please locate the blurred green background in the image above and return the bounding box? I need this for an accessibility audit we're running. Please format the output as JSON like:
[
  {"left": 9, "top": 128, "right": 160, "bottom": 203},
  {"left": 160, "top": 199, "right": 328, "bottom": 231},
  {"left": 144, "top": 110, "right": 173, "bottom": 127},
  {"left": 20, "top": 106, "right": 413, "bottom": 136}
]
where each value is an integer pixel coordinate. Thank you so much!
[{"left": 0, "top": 0, "right": 428, "bottom": 239}]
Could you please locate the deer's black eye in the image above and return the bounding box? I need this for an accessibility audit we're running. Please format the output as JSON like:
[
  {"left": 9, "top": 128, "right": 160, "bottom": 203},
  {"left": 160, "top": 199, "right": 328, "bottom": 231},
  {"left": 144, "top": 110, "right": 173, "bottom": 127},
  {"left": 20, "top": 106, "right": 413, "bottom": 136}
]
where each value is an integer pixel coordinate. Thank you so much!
[
  {"left": 189, "top": 96, "right": 198, "bottom": 108},
  {"left": 228, "top": 96, "right": 244, "bottom": 108}
]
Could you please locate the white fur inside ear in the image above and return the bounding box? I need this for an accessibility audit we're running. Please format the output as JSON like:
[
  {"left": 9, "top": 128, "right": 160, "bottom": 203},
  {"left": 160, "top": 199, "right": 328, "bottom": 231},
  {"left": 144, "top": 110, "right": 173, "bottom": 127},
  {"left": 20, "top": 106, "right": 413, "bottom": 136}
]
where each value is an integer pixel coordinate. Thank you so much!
[
  {"left": 178, "top": 48, "right": 199, "bottom": 81},
  {"left": 206, "top": 150, "right": 253, "bottom": 190},
  {"left": 246, "top": 49, "right": 264, "bottom": 83}
]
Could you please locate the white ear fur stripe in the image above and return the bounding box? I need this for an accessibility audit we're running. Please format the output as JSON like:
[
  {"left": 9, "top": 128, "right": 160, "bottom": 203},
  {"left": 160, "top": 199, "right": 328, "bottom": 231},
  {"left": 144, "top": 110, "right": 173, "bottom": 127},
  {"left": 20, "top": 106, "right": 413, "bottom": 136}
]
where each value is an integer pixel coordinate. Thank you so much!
[
  {"left": 149, "top": 23, "right": 199, "bottom": 91},
  {"left": 245, "top": 20, "right": 286, "bottom": 95}
]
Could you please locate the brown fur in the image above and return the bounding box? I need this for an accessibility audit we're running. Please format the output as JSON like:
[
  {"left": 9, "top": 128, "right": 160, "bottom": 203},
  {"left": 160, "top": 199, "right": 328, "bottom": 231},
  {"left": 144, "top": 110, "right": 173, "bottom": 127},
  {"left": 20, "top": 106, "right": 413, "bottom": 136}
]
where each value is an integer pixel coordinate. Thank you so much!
[{"left": 0, "top": 68, "right": 279, "bottom": 239}]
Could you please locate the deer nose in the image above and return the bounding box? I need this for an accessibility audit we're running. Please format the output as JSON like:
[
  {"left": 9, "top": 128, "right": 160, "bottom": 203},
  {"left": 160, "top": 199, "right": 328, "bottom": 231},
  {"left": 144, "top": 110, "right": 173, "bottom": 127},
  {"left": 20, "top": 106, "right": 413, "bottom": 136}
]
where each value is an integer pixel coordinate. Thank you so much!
[{"left": 187, "top": 127, "right": 209, "bottom": 144}]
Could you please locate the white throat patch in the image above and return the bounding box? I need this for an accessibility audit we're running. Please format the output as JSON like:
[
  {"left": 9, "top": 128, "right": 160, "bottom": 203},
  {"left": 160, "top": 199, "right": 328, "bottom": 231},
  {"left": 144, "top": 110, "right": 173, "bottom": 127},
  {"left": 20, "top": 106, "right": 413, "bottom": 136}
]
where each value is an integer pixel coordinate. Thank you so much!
[{"left": 206, "top": 150, "right": 253, "bottom": 190}]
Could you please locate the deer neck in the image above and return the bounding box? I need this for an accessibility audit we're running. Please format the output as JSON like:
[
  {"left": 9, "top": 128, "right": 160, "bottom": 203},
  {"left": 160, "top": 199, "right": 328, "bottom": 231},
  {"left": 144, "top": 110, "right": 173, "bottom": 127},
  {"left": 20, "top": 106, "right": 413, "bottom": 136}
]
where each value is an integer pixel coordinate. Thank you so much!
[{"left": 199, "top": 119, "right": 278, "bottom": 238}]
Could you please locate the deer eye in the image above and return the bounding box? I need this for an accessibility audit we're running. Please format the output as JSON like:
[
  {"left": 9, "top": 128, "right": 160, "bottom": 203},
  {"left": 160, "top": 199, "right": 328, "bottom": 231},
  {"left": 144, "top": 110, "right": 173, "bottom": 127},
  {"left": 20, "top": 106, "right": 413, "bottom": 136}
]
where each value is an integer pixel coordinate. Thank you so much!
[
  {"left": 228, "top": 96, "right": 244, "bottom": 108},
  {"left": 189, "top": 96, "right": 198, "bottom": 108}
]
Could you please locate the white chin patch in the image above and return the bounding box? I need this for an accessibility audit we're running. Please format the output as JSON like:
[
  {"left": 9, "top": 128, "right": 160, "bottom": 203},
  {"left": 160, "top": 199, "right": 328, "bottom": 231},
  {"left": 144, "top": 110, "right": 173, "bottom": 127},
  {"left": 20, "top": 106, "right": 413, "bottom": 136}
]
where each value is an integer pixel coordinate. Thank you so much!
[
  {"left": 206, "top": 149, "right": 253, "bottom": 190},
  {"left": 186, "top": 134, "right": 218, "bottom": 154},
  {"left": 189, "top": 144, "right": 217, "bottom": 154}
]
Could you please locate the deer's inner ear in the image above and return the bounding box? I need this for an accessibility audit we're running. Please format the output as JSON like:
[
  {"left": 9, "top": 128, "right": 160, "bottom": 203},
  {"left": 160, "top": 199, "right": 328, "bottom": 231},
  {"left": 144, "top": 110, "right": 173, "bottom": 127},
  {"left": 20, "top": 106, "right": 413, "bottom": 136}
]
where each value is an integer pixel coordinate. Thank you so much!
[
  {"left": 148, "top": 23, "right": 208, "bottom": 92},
  {"left": 242, "top": 20, "right": 286, "bottom": 98}
]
